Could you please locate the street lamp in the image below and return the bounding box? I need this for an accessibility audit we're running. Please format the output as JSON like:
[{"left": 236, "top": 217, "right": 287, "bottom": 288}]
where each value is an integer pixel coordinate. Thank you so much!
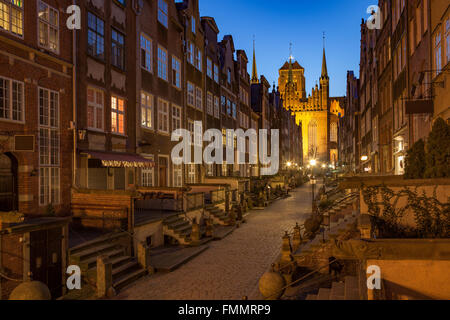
[{"left": 309, "top": 159, "right": 317, "bottom": 213}]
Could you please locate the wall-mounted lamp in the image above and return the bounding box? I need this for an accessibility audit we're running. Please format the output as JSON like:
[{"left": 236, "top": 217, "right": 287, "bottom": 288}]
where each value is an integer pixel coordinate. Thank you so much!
[{"left": 78, "top": 130, "right": 87, "bottom": 141}]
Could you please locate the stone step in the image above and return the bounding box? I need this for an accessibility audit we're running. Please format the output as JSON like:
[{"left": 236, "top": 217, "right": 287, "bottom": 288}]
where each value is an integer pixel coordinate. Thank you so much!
[
  {"left": 305, "top": 294, "right": 317, "bottom": 300},
  {"left": 113, "top": 268, "right": 147, "bottom": 292},
  {"left": 316, "top": 288, "right": 331, "bottom": 300},
  {"left": 174, "top": 224, "right": 192, "bottom": 234},
  {"left": 69, "top": 232, "right": 126, "bottom": 255},
  {"left": 71, "top": 242, "right": 123, "bottom": 262},
  {"left": 344, "top": 276, "right": 360, "bottom": 300},
  {"left": 78, "top": 248, "right": 125, "bottom": 270},
  {"left": 163, "top": 216, "right": 184, "bottom": 225},
  {"left": 330, "top": 282, "right": 345, "bottom": 300},
  {"left": 110, "top": 255, "right": 133, "bottom": 269},
  {"left": 112, "top": 259, "right": 140, "bottom": 281},
  {"left": 170, "top": 221, "right": 191, "bottom": 232}
]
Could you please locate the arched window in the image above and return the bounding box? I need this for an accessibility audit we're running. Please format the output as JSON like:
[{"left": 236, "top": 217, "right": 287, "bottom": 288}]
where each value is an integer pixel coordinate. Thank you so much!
[
  {"left": 330, "top": 122, "right": 338, "bottom": 142},
  {"left": 308, "top": 119, "right": 318, "bottom": 155}
]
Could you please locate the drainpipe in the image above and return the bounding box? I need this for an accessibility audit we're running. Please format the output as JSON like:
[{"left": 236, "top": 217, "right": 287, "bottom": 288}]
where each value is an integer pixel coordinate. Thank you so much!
[{"left": 72, "top": 0, "right": 78, "bottom": 188}]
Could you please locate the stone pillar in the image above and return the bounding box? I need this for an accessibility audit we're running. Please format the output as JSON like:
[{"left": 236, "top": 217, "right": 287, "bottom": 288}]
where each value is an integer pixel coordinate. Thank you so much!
[
  {"left": 191, "top": 218, "right": 201, "bottom": 243},
  {"left": 97, "top": 255, "right": 113, "bottom": 298},
  {"left": 292, "top": 223, "right": 302, "bottom": 251},
  {"left": 205, "top": 218, "right": 214, "bottom": 238},
  {"left": 358, "top": 214, "right": 373, "bottom": 240},
  {"left": 137, "top": 241, "right": 153, "bottom": 274}
]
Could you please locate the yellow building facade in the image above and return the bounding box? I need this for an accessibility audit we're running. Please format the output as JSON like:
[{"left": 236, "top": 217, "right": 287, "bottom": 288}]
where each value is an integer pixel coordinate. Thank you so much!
[{"left": 278, "top": 48, "right": 343, "bottom": 165}]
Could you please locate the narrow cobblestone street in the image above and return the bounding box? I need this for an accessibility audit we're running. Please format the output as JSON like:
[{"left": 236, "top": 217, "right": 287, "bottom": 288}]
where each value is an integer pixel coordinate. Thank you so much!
[{"left": 116, "top": 184, "right": 314, "bottom": 300}]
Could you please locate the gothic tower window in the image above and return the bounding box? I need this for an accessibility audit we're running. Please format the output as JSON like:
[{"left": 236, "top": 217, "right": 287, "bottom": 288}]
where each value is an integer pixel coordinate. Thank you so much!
[{"left": 308, "top": 119, "right": 318, "bottom": 156}]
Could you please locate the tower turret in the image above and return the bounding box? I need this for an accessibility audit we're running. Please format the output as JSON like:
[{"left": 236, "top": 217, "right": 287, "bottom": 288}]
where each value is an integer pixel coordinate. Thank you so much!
[{"left": 251, "top": 38, "right": 259, "bottom": 84}]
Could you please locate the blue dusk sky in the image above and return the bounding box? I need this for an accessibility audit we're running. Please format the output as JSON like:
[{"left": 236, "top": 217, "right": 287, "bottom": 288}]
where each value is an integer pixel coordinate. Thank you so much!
[{"left": 199, "top": 0, "right": 374, "bottom": 97}]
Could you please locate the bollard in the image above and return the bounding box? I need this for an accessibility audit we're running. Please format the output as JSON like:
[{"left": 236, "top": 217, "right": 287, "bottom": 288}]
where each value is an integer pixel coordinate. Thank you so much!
[{"left": 292, "top": 223, "right": 302, "bottom": 251}]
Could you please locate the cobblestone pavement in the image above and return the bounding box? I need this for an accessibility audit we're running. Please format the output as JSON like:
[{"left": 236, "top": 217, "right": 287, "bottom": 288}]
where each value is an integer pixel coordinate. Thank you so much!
[{"left": 115, "top": 184, "right": 315, "bottom": 300}]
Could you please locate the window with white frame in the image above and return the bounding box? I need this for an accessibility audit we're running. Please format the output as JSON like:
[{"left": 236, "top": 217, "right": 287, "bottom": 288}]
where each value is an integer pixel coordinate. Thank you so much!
[
  {"left": 187, "top": 82, "right": 195, "bottom": 107},
  {"left": 0, "top": 0, "right": 23, "bottom": 36},
  {"left": 172, "top": 55, "right": 181, "bottom": 88},
  {"left": 207, "top": 58, "right": 213, "bottom": 78},
  {"left": 434, "top": 32, "right": 442, "bottom": 77},
  {"left": 173, "top": 163, "right": 183, "bottom": 187},
  {"left": 140, "top": 33, "right": 152, "bottom": 72},
  {"left": 206, "top": 92, "right": 213, "bottom": 115},
  {"left": 39, "top": 88, "right": 60, "bottom": 206},
  {"left": 38, "top": 1, "right": 59, "bottom": 53},
  {"left": 194, "top": 121, "right": 202, "bottom": 147},
  {"left": 157, "top": 0, "right": 168, "bottom": 28},
  {"left": 214, "top": 64, "right": 219, "bottom": 83},
  {"left": 187, "top": 41, "right": 193, "bottom": 65},
  {"left": 87, "top": 87, "right": 104, "bottom": 130},
  {"left": 172, "top": 105, "right": 181, "bottom": 131},
  {"left": 0, "top": 76, "right": 23, "bottom": 122},
  {"left": 195, "top": 87, "right": 202, "bottom": 111},
  {"left": 187, "top": 164, "right": 196, "bottom": 184},
  {"left": 195, "top": 47, "right": 202, "bottom": 71},
  {"left": 157, "top": 98, "right": 169, "bottom": 133},
  {"left": 158, "top": 45, "right": 168, "bottom": 81},
  {"left": 141, "top": 91, "right": 153, "bottom": 129},
  {"left": 446, "top": 18, "right": 450, "bottom": 64},
  {"left": 111, "top": 96, "right": 125, "bottom": 134},
  {"left": 141, "top": 162, "right": 154, "bottom": 187},
  {"left": 214, "top": 96, "right": 220, "bottom": 119}
]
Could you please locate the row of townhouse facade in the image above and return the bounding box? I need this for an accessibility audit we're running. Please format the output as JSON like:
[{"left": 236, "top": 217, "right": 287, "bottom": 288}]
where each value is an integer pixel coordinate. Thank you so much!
[
  {"left": 341, "top": 0, "right": 449, "bottom": 175},
  {"left": 0, "top": 0, "right": 301, "bottom": 299}
]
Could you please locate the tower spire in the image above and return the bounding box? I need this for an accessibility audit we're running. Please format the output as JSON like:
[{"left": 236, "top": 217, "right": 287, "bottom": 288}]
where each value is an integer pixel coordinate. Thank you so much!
[
  {"left": 251, "top": 36, "right": 259, "bottom": 84},
  {"left": 321, "top": 32, "right": 328, "bottom": 79},
  {"left": 288, "top": 42, "right": 293, "bottom": 83}
]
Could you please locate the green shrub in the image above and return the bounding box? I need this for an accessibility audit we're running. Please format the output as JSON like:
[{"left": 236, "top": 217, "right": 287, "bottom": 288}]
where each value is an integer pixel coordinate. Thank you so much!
[
  {"left": 424, "top": 118, "right": 450, "bottom": 179},
  {"left": 404, "top": 139, "right": 426, "bottom": 179}
]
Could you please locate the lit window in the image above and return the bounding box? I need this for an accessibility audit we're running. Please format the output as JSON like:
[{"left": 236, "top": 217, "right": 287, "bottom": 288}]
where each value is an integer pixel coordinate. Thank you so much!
[
  {"left": 38, "top": 1, "right": 59, "bottom": 53},
  {"left": 187, "top": 82, "right": 195, "bottom": 107},
  {"left": 172, "top": 55, "right": 181, "bottom": 88},
  {"left": 39, "top": 87, "right": 60, "bottom": 206},
  {"left": 87, "top": 12, "right": 104, "bottom": 60},
  {"left": 111, "top": 29, "right": 125, "bottom": 69},
  {"left": 140, "top": 33, "right": 152, "bottom": 72},
  {"left": 157, "top": 98, "right": 169, "bottom": 133},
  {"left": 87, "top": 87, "right": 104, "bottom": 130},
  {"left": 157, "top": 0, "right": 168, "bottom": 28},
  {"left": 158, "top": 45, "right": 168, "bottom": 80},
  {"left": 141, "top": 91, "right": 153, "bottom": 129},
  {"left": 0, "top": 76, "right": 24, "bottom": 122},
  {"left": 111, "top": 96, "right": 125, "bottom": 134},
  {"left": 0, "top": 0, "right": 23, "bottom": 36},
  {"left": 330, "top": 122, "right": 338, "bottom": 142}
]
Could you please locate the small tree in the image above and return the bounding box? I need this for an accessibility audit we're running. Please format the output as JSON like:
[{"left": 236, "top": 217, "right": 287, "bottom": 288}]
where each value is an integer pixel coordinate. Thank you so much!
[
  {"left": 404, "top": 139, "right": 426, "bottom": 179},
  {"left": 425, "top": 118, "right": 450, "bottom": 179}
]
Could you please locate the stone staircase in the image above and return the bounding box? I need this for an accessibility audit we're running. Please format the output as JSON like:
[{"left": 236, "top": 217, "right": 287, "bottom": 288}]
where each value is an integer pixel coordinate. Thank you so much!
[
  {"left": 205, "top": 204, "right": 230, "bottom": 226},
  {"left": 162, "top": 215, "right": 193, "bottom": 245},
  {"left": 306, "top": 276, "right": 361, "bottom": 300},
  {"left": 69, "top": 232, "right": 147, "bottom": 293}
]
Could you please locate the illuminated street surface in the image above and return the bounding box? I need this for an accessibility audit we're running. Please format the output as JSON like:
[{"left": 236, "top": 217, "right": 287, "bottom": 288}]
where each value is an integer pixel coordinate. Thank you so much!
[{"left": 116, "top": 184, "right": 314, "bottom": 300}]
